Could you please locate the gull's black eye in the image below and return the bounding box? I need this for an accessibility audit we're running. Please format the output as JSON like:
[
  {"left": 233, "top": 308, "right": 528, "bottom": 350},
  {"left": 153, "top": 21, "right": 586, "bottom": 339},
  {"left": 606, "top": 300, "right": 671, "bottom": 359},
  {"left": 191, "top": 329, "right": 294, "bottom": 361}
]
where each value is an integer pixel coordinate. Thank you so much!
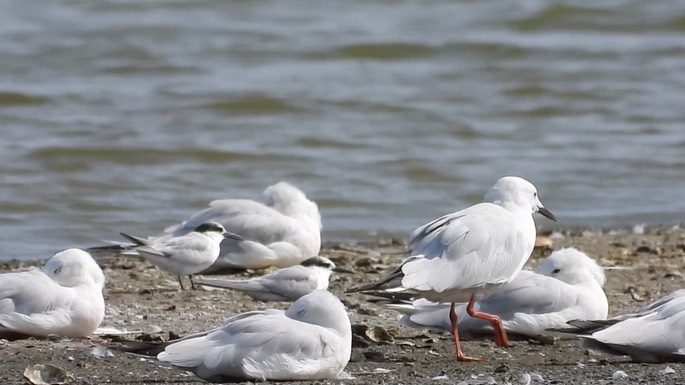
[
  {"left": 552, "top": 268, "right": 560, "bottom": 274},
  {"left": 534, "top": 192, "right": 538, "bottom": 198}
]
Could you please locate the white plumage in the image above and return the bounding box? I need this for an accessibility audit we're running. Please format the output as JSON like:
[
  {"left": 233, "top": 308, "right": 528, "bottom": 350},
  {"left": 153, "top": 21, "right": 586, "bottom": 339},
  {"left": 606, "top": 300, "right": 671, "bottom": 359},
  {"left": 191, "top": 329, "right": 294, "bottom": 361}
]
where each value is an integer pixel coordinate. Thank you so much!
[
  {"left": 0, "top": 248, "right": 105, "bottom": 338},
  {"left": 581, "top": 289, "right": 685, "bottom": 363},
  {"left": 120, "top": 222, "right": 229, "bottom": 276},
  {"left": 157, "top": 290, "right": 351, "bottom": 381},
  {"left": 161, "top": 181, "right": 322, "bottom": 272},
  {"left": 350, "top": 176, "right": 556, "bottom": 361},
  {"left": 382, "top": 248, "right": 608, "bottom": 337},
  {"left": 90, "top": 221, "right": 232, "bottom": 289},
  {"left": 194, "top": 256, "right": 350, "bottom": 302}
]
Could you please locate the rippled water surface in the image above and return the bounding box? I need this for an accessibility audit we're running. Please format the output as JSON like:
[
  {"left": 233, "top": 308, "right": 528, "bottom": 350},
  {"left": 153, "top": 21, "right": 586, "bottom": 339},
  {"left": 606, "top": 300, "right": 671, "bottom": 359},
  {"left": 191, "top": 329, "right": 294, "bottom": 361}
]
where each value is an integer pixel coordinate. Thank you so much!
[{"left": 2, "top": 0, "right": 685, "bottom": 260}]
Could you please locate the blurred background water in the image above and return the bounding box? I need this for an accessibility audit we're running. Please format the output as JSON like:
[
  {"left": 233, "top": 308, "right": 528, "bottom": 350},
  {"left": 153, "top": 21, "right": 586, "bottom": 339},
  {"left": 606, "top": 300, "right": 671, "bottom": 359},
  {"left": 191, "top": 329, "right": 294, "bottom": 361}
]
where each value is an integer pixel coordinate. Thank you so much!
[{"left": 1, "top": 0, "right": 684, "bottom": 260}]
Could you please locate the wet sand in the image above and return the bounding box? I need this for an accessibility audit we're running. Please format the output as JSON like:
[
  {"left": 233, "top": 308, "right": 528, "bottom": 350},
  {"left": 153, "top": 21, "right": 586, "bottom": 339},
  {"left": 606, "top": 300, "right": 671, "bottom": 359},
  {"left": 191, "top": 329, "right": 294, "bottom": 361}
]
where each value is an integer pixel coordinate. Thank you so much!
[{"left": 1, "top": 226, "right": 684, "bottom": 384}]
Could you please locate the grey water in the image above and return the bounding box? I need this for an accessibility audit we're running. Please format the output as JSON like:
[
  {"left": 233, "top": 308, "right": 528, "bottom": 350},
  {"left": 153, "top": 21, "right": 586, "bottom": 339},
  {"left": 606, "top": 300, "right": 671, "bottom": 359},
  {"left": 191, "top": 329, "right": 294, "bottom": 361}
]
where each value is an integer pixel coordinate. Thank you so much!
[{"left": 1, "top": 0, "right": 685, "bottom": 260}]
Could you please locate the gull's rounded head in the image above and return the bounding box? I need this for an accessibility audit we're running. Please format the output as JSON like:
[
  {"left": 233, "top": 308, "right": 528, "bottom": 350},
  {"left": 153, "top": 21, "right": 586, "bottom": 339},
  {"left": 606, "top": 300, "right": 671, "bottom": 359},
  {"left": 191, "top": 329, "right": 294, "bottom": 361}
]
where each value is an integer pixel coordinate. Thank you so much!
[
  {"left": 285, "top": 290, "right": 350, "bottom": 334},
  {"left": 42, "top": 248, "right": 106, "bottom": 289},
  {"left": 262, "top": 181, "right": 322, "bottom": 228},
  {"left": 193, "top": 221, "right": 227, "bottom": 234},
  {"left": 484, "top": 176, "right": 556, "bottom": 221},
  {"left": 537, "top": 247, "right": 606, "bottom": 287}
]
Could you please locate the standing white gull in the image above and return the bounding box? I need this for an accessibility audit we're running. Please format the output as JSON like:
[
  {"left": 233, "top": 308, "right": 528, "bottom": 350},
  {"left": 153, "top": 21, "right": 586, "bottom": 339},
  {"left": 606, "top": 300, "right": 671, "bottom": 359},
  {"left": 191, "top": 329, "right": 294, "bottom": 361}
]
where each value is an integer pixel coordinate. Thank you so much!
[
  {"left": 157, "top": 290, "right": 352, "bottom": 381},
  {"left": 193, "top": 256, "right": 354, "bottom": 301},
  {"left": 375, "top": 248, "right": 608, "bottom": 338},
  {"left": 161, "top": 181, "right": 322, "bottom": 273},
  {"left": 0, "top": 249, "right": 105, "bottom": 339},
  {"left": 349, "top": 176, "right": 556, "bottom": 361}
]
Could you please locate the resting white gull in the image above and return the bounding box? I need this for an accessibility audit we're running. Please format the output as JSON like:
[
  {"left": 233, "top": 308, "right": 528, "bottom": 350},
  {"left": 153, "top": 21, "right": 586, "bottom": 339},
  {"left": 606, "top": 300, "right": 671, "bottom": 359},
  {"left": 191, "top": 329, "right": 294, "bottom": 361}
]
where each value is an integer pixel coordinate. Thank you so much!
[
  {"left": 157, "top": 290, "right": 351, "bottom": 381},
  {"left": 0, "top": 249, "right": 105, "bottom": 338}
]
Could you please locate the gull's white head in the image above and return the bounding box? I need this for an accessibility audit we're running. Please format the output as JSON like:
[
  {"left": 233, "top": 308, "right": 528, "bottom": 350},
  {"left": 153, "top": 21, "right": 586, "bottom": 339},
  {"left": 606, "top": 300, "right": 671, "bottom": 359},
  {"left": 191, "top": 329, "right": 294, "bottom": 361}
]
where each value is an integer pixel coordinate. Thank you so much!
[
  {"left": 537, "top": 247, "right": 606, "bottom": 287},
  {"left": 42, "top": 248, "right": 106, "bottom": 290},
  {"left": 262, "top": 181, "right": 322, "bottom": 229},
  {"left": 285, "top": 290, "right": 351, "bottom": 336},
  {"left": 484, "top": 176, "right": 556, "bottom": 221}
]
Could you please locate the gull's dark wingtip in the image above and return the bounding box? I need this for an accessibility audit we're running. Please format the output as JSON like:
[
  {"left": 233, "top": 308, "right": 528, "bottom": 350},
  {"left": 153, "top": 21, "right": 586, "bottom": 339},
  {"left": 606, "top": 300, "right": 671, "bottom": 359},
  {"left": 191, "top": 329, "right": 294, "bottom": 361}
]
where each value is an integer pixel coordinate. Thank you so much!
[
  {"left": 119, "top": 232, "right": 148, "bottom": 246},
  {"left": 345, "top": 268, "right": 405, "bottom": 294}
]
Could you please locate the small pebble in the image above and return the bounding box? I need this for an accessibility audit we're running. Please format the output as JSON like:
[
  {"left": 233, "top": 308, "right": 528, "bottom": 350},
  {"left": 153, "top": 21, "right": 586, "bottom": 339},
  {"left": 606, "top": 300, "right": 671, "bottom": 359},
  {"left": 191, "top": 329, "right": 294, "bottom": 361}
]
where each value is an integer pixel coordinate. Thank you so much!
[
  {"left": 612, "top": 370, "right": 629, "bottom": 380},
  {"left": 585, "top": 349, "right": 603, "bottom": 356},
  {"left": 533, "top": 334, "right": 557, "bottom": 345},
  {"left": 348, "top": 351, "right": 366, "bottom": 362},
  {"left": 362, "top": 351, "right": 386, "bottom": 362},
  {"left": 90, "top": 346, "right": 114, "bottom": 359},
  {"left": 661, "top": 366, "right": 675, "bottom": 375},
  {"left": 168, "top": 331, "right": 182, "bottom": 340},
  {"left": 632, "top": 224, "right": 645, "bottom": 235}
]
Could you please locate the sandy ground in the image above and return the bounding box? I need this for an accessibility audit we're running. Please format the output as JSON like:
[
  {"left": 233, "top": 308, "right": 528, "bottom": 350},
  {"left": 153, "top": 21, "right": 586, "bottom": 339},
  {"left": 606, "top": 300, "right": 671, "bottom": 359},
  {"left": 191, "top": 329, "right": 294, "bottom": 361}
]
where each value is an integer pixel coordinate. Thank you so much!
[{"left": 1, "top": 226, "right": 685, "bottom": 385}]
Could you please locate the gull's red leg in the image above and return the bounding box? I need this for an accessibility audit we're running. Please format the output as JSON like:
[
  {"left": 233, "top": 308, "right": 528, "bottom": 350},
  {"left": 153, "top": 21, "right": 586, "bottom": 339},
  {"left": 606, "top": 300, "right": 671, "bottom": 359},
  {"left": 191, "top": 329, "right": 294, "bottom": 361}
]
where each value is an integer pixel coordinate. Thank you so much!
[
  {"left": 449, "top": 302, "right": 483, "bottom": 362},
  {"left": 465, "top": 296, "right": 508, "bottom": 347}
]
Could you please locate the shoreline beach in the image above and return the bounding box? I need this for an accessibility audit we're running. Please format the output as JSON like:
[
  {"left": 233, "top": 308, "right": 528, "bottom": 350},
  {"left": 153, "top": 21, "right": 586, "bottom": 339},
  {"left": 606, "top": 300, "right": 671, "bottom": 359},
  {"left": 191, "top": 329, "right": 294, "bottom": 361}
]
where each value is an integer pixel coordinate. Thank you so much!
[{"left": 1, "top": 225, "right": 684, "bottom": 384}]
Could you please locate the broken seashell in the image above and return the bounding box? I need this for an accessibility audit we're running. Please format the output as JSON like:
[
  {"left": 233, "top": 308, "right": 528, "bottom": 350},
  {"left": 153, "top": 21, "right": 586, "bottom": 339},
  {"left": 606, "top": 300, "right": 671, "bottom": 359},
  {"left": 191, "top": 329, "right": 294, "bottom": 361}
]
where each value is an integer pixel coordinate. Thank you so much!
[
  {"left": 351, "top": 324, "right": 395, "bottom": 344},
  {"left": 23, "top": 364, "right": 73, "bottom": 385}
]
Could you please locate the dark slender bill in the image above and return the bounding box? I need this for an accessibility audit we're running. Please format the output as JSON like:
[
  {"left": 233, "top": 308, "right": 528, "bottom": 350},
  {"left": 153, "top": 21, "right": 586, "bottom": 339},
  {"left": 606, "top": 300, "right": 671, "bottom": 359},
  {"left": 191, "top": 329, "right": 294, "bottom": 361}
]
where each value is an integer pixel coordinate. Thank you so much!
[{"left": 538, "top": 207, "right": 557, "bottom": 222}]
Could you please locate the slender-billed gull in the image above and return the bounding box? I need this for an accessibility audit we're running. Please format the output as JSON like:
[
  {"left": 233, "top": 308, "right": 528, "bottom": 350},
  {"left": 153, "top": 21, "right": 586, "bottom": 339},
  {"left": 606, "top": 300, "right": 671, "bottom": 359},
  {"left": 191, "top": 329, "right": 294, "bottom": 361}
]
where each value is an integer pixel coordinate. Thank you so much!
[
  {"left": 90, "top": 222, "right": 234, "bottom": 289},
  {"left": 0, "top": 249, "right": 105, "bottom": 338},
  {"left": 193, "top": 256, "right": 354, "bottom": 301},
  {"left": 375, "top": 248, "right": 608, "bottom": 338},
  {"left": 160, "top": 181, "right": 322, "bottom": 273},
  {"left": 349, "top": 176, "right": 556, "bottom": 361},
  {"left": 157, "top": 290, "right": 351, "bottom": 381},
  {"left": 580, "top": 289, "right": 685, "bottom": 362}
]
